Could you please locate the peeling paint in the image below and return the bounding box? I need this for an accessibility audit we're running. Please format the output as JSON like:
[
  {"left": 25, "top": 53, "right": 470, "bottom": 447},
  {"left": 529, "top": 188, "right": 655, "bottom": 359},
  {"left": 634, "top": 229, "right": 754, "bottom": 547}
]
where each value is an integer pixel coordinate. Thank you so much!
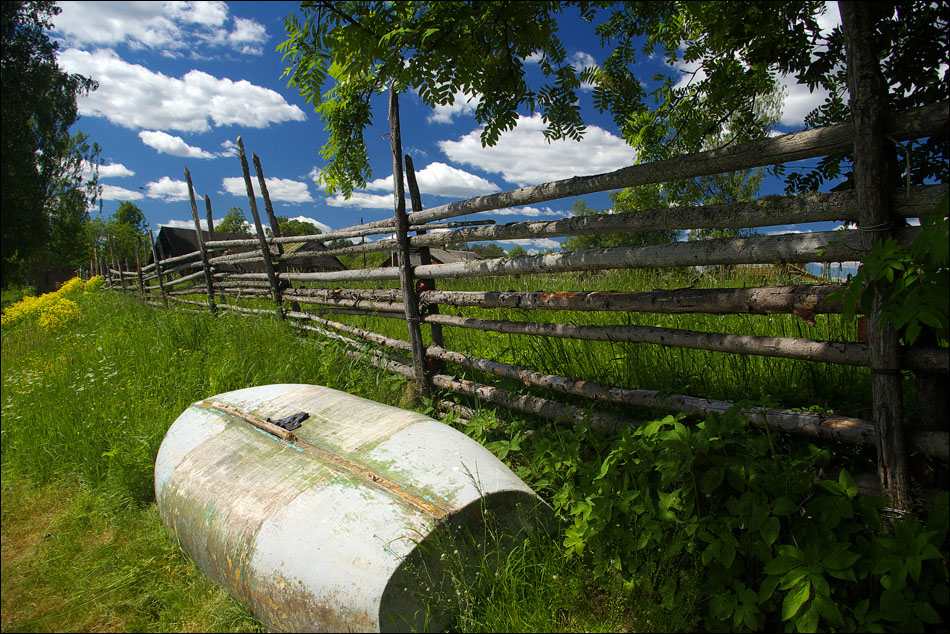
[{"left": 155, "top": 384, "right": 552, "bottom": 632}]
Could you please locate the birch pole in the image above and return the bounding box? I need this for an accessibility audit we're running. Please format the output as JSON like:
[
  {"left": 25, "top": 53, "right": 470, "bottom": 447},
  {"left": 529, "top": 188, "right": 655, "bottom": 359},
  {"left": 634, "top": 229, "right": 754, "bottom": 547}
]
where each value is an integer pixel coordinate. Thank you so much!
[{"left": 840, "top": 2, "right": 910, "bottom": 511}]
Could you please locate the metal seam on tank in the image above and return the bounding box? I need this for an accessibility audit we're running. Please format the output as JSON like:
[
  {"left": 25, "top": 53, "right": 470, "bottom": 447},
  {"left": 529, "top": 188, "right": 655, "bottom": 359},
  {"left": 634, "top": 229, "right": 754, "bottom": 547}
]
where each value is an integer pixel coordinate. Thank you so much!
[{"left": 198, "top": 401, "right": 449, "bottom": 520}]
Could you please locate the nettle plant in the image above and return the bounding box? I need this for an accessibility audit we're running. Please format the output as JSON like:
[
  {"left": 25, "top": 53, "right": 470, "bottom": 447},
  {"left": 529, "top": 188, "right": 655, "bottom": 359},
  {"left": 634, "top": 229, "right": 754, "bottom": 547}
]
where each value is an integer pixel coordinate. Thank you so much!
[
  {"left": 835, "top": 193, "right": 949, "bottom": 345},
  {"left": 473, "top": 404, "right": 948, "bottom": 633}
]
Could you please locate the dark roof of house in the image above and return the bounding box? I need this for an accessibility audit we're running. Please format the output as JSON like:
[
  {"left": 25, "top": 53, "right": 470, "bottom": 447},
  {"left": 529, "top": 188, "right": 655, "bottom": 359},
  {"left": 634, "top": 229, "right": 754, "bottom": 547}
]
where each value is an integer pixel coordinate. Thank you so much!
[
  {"left": 151, "top": 227, "right": 346, "bottom": 272},
  {"left": 153, "top": 226, "right": 255, "bottom": 260},
  {"left": 382, "top": 248, "right": 483, "bottom": 267},
  {"left": 281, "top": 239, "right": 347, "bottom": 272}
]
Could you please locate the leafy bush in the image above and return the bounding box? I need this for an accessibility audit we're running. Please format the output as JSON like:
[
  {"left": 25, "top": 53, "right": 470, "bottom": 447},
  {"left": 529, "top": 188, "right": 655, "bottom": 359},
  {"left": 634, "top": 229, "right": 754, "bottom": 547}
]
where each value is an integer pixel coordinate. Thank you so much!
[
  {"left": 834, "top": 194, "right": 949, "bottom": 345},
  {"left": 489, "top": 406, "right": 948, "bottom": 632},
  {"left": 0, "top": 276, "right": 99, "bottom": 331}
]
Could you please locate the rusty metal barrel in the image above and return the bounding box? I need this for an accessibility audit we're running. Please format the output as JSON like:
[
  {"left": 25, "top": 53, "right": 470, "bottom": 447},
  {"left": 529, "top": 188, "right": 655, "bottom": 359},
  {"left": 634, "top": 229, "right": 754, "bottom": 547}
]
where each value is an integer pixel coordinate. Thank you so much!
[{"left": 154, "top": 384, "right": 550, "bottom": 632}]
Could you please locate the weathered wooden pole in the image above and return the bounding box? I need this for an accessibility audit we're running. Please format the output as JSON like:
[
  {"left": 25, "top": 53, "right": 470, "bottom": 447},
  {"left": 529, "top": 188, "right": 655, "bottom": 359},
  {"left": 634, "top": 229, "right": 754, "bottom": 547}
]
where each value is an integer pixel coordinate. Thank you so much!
[
  {"left": 840, "top": 2, "right": 910, "bottom": 510},
  {"left": 184, "top": 167, "right": 216, "bottom": 313},
  {"left": 253, "top": 152, "right": 300, "bottom": 311},
  {"left": 134, "top": 238, "right": 146, "bottom": 296},
  {"left": 389, "top": 90, "right": 430, "bottom": 398},
  {"left": 109, "top": 237, "right": 124, "bottom": 292},
  {"left": 237, "top": 137, "right": 283, "bottom": 318},
  {"left": 140, "top": 239, "right": 152, "bottom": 296},
  {"left": 204, "top": 195, "right": 215, "bottom": 242},
  {"left": 148, "top": 228, "right": 169, "bottom": 308},
  {"left": 405, "top": 154, "right": 446, "bottom": 376}
]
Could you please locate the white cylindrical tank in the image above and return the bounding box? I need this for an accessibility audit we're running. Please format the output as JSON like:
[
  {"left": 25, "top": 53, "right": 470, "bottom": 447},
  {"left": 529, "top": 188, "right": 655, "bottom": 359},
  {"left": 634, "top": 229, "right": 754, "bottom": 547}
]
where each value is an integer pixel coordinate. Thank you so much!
[{"left": 154, "top": 384, "right": 550, "bottom": 632}]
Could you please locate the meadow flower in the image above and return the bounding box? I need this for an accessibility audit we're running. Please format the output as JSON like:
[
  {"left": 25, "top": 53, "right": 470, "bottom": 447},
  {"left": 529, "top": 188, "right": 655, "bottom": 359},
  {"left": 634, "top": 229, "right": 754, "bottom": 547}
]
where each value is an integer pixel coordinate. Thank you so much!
[
  {"left": 58, "top": 277, "right": 84, "bottom": 297},
  {"left": 84, "top": 276, "right": 105, "bottom": 292},
  {"left": 37, "top": 298, "right": 81, "bottom": 332}
]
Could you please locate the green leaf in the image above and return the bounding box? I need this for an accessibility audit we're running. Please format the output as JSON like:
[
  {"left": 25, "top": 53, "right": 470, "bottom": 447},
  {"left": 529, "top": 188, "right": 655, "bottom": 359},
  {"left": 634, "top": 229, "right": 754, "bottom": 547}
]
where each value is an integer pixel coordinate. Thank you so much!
[
  {"left": 782, "top": 579, "right": 811, "bottom": 621},
  {"left": 759, "top": 575, "right": 781, "bottom": 603},
  {"left": 772, "top": 497, "right": 799, "bottom": 516},
  {"left": 814, "top": 594, "right": 844, "bottom": 626},
  {"left": 796, "top": 603, "right": 820, "bottom": 633},
  {"left": 914, "top": 602, "right": 942, "bottom": 624},
  {"left": 760, "top": 516, "right": 781, "bottom": 546},
  {"left": 822, "top": 547, "right": 861, "bottom": 570},
  {"left": 838, "top": 469, "right": 858, "bottom": 498},
  {"left": 763, "top": 556, "right": 799, "bottom": 579}
]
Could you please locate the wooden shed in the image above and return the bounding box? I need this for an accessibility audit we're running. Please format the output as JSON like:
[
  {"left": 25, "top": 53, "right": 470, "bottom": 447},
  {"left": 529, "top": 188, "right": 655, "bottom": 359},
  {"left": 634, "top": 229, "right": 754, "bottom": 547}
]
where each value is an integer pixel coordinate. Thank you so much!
[
  {"left": 381, "top": 248, "right": 482, "bottom": 268},
  {"left": 151, "top": 227, "right": 346, "bottom": 273}
]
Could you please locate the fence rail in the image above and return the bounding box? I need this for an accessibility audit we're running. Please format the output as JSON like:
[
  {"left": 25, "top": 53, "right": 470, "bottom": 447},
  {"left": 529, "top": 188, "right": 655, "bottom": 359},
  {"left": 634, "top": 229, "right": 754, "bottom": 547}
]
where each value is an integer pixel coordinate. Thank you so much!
[{"left": 93, "top": 93, "right": 949, "bottom": 509}]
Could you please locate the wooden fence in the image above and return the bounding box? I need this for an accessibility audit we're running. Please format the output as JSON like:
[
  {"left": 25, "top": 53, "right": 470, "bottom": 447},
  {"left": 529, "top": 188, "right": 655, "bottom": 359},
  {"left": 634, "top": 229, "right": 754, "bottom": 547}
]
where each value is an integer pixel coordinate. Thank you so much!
[{"left": 86, "top": 17, "right": 948, "bottom": 509}]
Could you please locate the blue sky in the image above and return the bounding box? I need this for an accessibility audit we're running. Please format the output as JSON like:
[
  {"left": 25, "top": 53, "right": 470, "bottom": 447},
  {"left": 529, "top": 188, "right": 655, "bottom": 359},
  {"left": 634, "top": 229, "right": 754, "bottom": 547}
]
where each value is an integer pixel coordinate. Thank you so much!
[{"left": 50, "top": 1, "right": 851, "bottom": 255}]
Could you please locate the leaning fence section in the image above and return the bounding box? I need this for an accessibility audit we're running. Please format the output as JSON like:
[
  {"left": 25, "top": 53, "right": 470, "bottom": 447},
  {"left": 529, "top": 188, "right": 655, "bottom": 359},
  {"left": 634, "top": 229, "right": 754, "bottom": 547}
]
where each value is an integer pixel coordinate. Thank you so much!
[{"left": 91, "top": 97, "right": 949, "bottom": 508}]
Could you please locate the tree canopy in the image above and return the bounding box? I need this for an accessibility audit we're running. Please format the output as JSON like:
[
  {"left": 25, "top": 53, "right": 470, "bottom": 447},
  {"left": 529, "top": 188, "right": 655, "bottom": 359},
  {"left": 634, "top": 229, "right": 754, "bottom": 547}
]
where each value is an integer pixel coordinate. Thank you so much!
[
  {"left": 2, "top": 0, "right": 100, "bottom": 288},
  {"left": 276, "top": 216, "right": 323, "bottom": 237},
  {"left": 561, "top": 194, "right": 680, "bottom": 252},
  {"left": 216, "top": 207, "right": 251, "bottom": 235},
  {"left": 280, "top": 1, "right": 947, "bottom": 199}
]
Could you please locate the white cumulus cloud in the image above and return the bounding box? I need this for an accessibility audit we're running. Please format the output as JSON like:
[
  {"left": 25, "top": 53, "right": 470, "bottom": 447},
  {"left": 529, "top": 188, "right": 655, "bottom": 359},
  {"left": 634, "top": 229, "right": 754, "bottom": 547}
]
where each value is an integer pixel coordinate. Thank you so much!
[
  {"left": 218, "top": 140, "right": 239, "bottom": 158},
  {"left": 440, "top": 114, "right": 637, "bottom": 187},
  {"left": 228, "top": 17, "right": 267, "bottom": 55},
  {"left": 364, "top": 162, "right": 500, "bottom": 198},
  {"left": 51, "top": 1, "right": 265, "bottom": 56},
  {"left": 100, "top": 185, "right": 144, "bottom": 201},
  {"left": 283, "top": 215, "right": 333, "bottom": 234},
  {"left": 221, "top": 177, "right": 314, "bottom": 203},
  {"left": 485, "top": 206, "right": 568, "bottom": 218},
  {"left": 145, "top": 176, "right": 194, "bottom": 202},
  {"left": 570, "top": 51, "right": 598, "bottom": 90},
  {"left": 56, "top": 48, "right": 306, "bottom": 132},
  {"left": 326, "top": 192, "right": 409, "bottom": 209},
  {"left": 506, "top": 238, "right": 562, "bottom": 251},
  {"left": 81, "top": 160, "right": 135, "bottom": 180},
  {"left": 139, "top": 130, "right": 216, "bottom": 159},
  {"left": 428, "top": 91, "right": 481, "bottom": 124}
]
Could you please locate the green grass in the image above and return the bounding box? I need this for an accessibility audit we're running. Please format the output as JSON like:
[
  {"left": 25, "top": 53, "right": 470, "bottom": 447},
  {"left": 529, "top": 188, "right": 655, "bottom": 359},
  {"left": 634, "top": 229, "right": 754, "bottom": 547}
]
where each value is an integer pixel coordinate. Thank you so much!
[
  {"left": 256, "top": 265, "right": 877, "bottom": 417},
  {"left": 4, "top": 280, "right": 941, "bottom": 632},
  {"left": 0, "top": 290, "right": 418, "bottom": 632}
]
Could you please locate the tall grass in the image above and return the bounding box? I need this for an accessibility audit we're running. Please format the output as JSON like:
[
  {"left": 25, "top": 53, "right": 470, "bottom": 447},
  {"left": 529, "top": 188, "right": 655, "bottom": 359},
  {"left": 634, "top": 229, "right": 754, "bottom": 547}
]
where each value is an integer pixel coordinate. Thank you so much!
[
  {"left": 1, "top": 289, "right": 415, "bottom": 632},
  {"left": 5, "top": 280, "right": 940, "bottom": 632},
  {"left": 292, "top": 265, "right": 876, "bottom": 416}
]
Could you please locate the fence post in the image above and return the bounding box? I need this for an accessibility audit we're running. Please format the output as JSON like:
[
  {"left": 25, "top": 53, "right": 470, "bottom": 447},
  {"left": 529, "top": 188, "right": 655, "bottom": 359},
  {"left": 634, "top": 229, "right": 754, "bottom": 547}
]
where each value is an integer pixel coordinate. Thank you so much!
[
  {"left": 253, "top": 152, "right": 300, "bottom": 312},
  {"left": 237, "top": 137, "right": 283, "bottom": 318},
  {"left": 840, "top": 3, "right": 910, "bottom": 511},
  {"left": 110, "top": 238, "right": 124, "bottom": 292},
  {"left": 405, "top": 154, "right": 446, "bottom": 376},
  {"left": 184, "top": 167, "right": 217, "bottom": 314},
  {"left": 140, "top": 239, "right": 152, "bottom": 296},
  {"left": 134, "top": 239, "right": 146, "bottom": 296},
  {"left": 389, "top": 90, "right": 430, "bottom": 398},
  {"left": 148, "top": 228, "right": 169, "bottom": 308},
  {"left": 204, "top": 194, "right": 215, "bottom": 242}
]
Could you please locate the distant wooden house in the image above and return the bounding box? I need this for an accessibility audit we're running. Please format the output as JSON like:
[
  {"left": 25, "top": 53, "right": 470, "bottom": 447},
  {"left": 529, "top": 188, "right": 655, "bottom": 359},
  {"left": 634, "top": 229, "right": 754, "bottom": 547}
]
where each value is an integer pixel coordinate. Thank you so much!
[
  {"left": 281, "top": 239, "right": 347, "bottom": 273},
  {"left": 381, "top": 248, "right": 482, "bottom": 268},
  {"left": 151, "top": 227, "right": 345, "bottom": 273}
]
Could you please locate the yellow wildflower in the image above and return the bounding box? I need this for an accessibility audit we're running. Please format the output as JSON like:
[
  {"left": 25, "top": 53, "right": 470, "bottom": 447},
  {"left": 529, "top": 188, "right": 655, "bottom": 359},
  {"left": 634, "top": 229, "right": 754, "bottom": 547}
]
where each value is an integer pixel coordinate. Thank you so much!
[
  {"left": 37, "top": 297, "right": 81, "bottom": 331},
  {"left": 84, "top": 275, "right": 104, "bottom": 292},
  {"left": 58, "top": 277, "right": 84, "bottom": 297}
]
